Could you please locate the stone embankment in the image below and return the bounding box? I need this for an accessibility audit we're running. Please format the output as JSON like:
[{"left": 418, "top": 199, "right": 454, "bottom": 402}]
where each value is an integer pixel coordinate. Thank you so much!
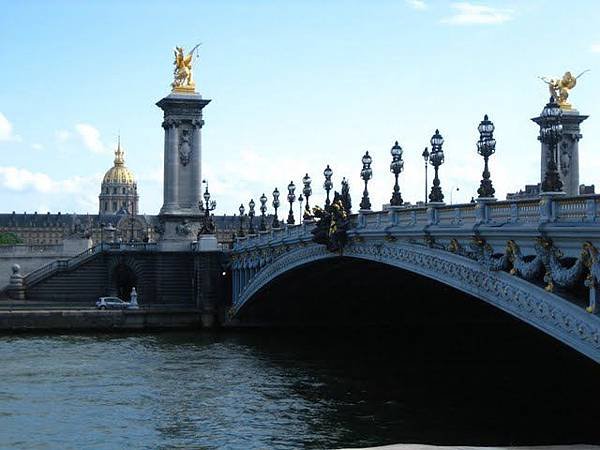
[{"left": 0, "top": 303, "right": 202, "bottom": 331}]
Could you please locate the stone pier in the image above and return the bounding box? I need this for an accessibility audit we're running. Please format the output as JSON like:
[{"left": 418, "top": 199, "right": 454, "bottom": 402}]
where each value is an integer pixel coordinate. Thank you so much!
[{"left": 156, "top": 92, "right": 211, "bottom": 250}]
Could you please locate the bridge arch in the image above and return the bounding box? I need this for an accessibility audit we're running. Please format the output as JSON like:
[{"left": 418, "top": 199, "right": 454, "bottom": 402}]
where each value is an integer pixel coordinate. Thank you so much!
[
  {"left": 107, "top": 255, "right": 144, "bottom": 301},
  {"left": 231, "top": 241, "right": 600, "bottom": 363}
]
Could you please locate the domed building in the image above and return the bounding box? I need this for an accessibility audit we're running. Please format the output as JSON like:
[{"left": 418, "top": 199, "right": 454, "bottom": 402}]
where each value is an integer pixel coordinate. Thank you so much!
[{"left": 99, "top": 139, "right": 138, "bottom": 215}]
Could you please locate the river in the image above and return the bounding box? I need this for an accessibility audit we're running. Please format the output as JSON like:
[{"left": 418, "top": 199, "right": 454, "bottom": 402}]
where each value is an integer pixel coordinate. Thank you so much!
[{"left": 1, "top": 329, "right": 599, "bottom": 449}]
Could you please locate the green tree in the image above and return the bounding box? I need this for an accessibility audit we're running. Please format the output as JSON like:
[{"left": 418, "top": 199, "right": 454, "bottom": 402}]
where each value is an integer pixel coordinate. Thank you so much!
[{"left": 0, "top": 232, "right": 22, "bottom": 245}]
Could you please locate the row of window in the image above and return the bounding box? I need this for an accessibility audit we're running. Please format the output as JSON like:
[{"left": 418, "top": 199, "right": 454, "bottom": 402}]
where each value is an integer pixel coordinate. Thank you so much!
[
  {"left": 103, "top": 201, "right": 135, "bottom": 212},
  {"left": 103, "top": 187, "right": 136, "bottom": 195}
]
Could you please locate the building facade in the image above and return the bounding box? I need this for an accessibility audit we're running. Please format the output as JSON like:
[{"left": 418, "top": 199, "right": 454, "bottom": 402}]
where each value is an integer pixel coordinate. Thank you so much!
[{"left": 98, "top": 139, "right": 139, "bottom": 215}]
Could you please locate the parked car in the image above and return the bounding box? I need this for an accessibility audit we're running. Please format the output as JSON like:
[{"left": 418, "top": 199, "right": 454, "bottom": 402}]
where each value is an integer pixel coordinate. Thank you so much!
[{"left": 96, "top": 296, "right": 131, "bottom": 310}]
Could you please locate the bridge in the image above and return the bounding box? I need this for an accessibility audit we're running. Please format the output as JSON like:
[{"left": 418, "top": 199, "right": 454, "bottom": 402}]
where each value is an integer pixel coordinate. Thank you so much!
[
  {"left": 229, "top": 194, "right": 600, "bottom": 363},
  {"left": 4, "top": 62, "right": 600, "bottom": 364}
]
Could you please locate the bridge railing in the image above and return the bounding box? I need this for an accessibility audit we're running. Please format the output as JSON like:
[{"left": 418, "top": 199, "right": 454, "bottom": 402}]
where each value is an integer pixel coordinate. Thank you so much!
[{"left": 234, "top": 194, "right": 600, "bottom": 252}]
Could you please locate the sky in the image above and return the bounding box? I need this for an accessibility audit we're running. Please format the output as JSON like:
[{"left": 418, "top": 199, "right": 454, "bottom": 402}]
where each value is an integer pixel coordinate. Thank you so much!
[{"left": 1, "top": 0, "right": 600, "bottom": 216}]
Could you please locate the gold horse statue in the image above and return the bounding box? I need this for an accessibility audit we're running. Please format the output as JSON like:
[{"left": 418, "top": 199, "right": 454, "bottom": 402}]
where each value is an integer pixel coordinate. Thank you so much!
[
  {"left": 172, "top": 44, "right": 201, "bottom": 92},
  {"left": 539, "top": 70, "right": 589, "bottom": 110}
]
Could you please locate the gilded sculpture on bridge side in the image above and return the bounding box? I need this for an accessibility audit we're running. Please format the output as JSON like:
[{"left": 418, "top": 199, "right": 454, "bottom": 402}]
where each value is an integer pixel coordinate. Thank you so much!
[
  {"left": 172, "top": 44, "right": 201, "bottom": 93},
  {"left": 312, "top": 192, "right": 350, "bottom": 253},
  {"left": 539, "top": 70, "right": 589, "bottom": 110}
]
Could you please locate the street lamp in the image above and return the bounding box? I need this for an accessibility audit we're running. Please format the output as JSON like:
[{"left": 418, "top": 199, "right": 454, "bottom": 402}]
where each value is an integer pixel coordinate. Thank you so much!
[
  {"left": 298, "top": 194, "right": 304, "bottom": 220},
  {"left": 259, "top": 193, "right": 267, "bottom": 231},
  {"left": 248, "top": 199, "right": 256, "bottom": 235},
  {"left": 360, "top": 151, "right": 373, "bottom": 211},
  {"left": 272, "top": 188, "right": 281, "bottom": 229},
  {"left": 540, "top": 97, "right": 564, "bottom": 193},
  {"left": 198, "top": 180, "right": 217, "bottom": 234},
  {"left": 302, "top": 174, "right": 313, "bottom": 221},
  {"left": 476, "top": 114, "right": 496, "bottom": 199},
  {"left": 287, "top": 181, "right": 296, "bottom": 225},
  {"left": 323, "top": 165, "right": 333, "bottom": 209},
  {"left": 422, "top": 147, "right": 430, "bottom": 204},
  {"left": 389, "top": 141, "right": 404, "bottom": 206},
  {"left": 428, "top": 129, "right": 445, "bottom": 204},
  {"left": 238, "top": 203, "right": 245, "bottom": 237}
]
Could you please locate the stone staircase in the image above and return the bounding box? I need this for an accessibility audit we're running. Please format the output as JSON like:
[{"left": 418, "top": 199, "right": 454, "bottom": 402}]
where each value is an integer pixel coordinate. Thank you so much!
[{"left": 25, "top": 248, "right": 107, "bottom": 303}]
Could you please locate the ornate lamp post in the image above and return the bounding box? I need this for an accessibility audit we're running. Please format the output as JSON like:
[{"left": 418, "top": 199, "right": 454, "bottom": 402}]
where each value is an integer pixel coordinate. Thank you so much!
[
  {"left": 422, "top": 147, "right": 429, "bottom": 204},
  {"left": 287, "top": 181, "right": 296, "bottom": 225},
  {"left": 298, "top": 194, "right": 304, "bottom": 220},
  {"left": 389, "top": 141, "right": 404, "bottom": 206},
  {"left": 272, "top": 188, "right": 281, "bottom": 229},
  {"left": 198, "top": 181, "right": 217, "bottom": 234},
  {"left": 540, "top": 97, "right": 564, "bottom": 193},
  {"left": 302, "top": 174, "right": 313, "bottom": 221},
  {"left": 323, "top": 165, "right": 333, "bottom": 209},
  {"left": 428, "top": 129, "right": 445, "bottom": 204},
  {"left": 248, "top": 199, "right": 256, "bottom": 235},
  {"left": 238, "top": 203, "right": 245, "bottom": 237},
  {"left": 359, "top": 151, "right": 373, "bottom": 211},
  {"left": 259, "top": 193, "right": 267, "bottom": 232},
  {"left": 476, "top": 114, "right": 497, "bottom": 199}
]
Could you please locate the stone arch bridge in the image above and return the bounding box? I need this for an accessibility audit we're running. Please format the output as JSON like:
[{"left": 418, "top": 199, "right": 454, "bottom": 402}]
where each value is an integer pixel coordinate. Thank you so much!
[{"left": 230, "top": 195, "right": 600, "bottom": 363}]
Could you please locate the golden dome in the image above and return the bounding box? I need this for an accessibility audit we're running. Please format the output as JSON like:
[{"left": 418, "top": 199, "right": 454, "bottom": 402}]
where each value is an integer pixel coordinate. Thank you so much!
[{"left": 102, "top": 139, "right": 136, "bottom": 185}]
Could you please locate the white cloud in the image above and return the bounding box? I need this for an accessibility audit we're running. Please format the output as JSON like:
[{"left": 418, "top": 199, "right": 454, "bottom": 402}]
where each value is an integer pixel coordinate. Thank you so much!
[
  {"left": 55, "top": 129, "right": 71, "bottom": 143},
  {"left": 0, "top": 166, "right": 99, "bottom": 194},
  {"left": 441, "top": 2, "right": 513, "bottom": 25},
  {"left": 0, "top": 166, "right": 101, "bottom": 213},
  {"left": 0, "top": 112, "right": 21, "bottom": 142},
  {"left": 32, "top": 143, "right": 44, "bottom": 151},
  {"left": 75, "top": 123, "right": 108, "bottom": 154},
  {"left": 406, "top": 0, "right": 427, "bottom": 10},
  {"left": 591, "top": 43, "right": 600, "bottom": 53}
]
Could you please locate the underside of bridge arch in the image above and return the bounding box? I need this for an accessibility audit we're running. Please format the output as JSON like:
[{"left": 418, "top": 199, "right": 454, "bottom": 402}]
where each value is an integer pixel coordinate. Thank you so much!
[{"left": 237, "top": 256, "right": 599, "bottom": 364}]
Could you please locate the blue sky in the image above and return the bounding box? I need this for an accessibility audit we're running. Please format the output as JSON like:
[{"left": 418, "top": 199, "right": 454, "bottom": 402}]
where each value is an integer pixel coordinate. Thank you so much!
[{"left": 1, "top": 0, "right": 599, "bottom": 215}]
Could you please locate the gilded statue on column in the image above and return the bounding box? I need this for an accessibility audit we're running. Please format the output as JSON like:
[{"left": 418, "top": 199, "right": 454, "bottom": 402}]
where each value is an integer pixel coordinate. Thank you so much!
[
  {"left": 172, "top": 44, "right": 201, "bottom": 93},
  {"left": 539, "top": 70, "right": 589, "bottom": 110}
]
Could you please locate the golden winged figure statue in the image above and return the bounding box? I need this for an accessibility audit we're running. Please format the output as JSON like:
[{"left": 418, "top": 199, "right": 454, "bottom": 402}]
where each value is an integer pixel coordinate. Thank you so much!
[
  {"left": 539, "top": 70, "right": 589, "bottom": 110},
  {"left": 172, "top": 44, "right": 201, "bottom": 93}
]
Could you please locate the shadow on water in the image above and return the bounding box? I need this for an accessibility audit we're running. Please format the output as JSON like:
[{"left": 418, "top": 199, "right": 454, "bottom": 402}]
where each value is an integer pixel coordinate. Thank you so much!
[{"left": 233, "top": 257, "right": 600, "bottom": 447}]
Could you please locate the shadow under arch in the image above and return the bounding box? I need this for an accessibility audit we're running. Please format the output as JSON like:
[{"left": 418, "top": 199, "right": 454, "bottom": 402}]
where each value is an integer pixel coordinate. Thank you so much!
[
  {"left": 112, "top": 262, "right": 137, "bottom": 300},
  {"left": 232, "top": 242, "right": 600, "bottom": 363}
]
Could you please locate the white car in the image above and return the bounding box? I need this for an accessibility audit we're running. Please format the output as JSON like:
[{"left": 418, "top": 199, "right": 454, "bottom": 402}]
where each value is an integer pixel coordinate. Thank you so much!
[{"left": 96, "top": 296, "right": 131, "bottom": 310}]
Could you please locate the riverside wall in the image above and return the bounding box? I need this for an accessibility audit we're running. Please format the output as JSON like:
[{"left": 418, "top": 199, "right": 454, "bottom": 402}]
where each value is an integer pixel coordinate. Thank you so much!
[{"left": 0, "top": 308, "right": 203, "bottom": 331}]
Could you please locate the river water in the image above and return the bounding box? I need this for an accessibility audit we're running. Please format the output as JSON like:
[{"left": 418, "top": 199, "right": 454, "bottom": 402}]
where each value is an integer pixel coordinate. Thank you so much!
[{"left": 1, "top": 329, "right": 600, "bottom": 449}]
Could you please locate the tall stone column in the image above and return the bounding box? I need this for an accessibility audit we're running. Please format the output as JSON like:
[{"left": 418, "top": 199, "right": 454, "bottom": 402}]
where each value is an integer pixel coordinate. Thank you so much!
[
  {"left": 532, "top": 109, "right": 588, "bottom": 196},
  {"left": 191, "top": 119, "right": 203, "bottom": 209},
  {"left": 156, "top": 92, "right": 211, "bottom": 250}
]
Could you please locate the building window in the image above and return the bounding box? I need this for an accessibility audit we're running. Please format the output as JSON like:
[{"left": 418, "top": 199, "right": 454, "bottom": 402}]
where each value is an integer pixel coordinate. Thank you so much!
[
  {"left": 104, "top": 202, "right": 108, "bottom": 211},
  {"left": 122, "top": 187, "right": 126, "bottom": 194},
  {"left": 113, "top": 188, "right": 117, "bottom": 194},
  {"left": 112, "top": 201, "right": 117, "bottom": 210}
]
